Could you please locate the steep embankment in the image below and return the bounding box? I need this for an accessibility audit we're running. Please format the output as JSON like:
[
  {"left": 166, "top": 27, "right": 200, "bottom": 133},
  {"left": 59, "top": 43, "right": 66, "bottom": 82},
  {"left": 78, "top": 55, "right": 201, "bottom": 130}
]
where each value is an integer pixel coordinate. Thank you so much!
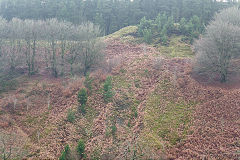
[{"left": 0, "top": 26, "right": 239, "bottom": 159}]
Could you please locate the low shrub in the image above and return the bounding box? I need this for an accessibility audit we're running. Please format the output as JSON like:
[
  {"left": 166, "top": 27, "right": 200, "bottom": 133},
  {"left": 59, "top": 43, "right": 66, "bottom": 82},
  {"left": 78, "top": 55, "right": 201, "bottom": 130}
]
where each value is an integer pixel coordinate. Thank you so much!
[
  {"left": 59, "top": 144, "right": 71, "bottom": 160},
  {"left": 76, "top": 139, "right": 85, "bottom": 159},
  {"left": 67, "top": 109, "right": 75, "bottom": 123},
  {"left": 78, "top": 88, "right": 88, "bottom": 106},
  {"left": 111, "top": 124, "right": 117, "bottom": 136},
  {"left": 103, "top": 76, "right": 113, "bottom": 103},
  {"left": 84, "top": 73, "right": 93, "bottom": 94},
  {"left": 78, "top": 104, "right": 86, "bottom": 115}
]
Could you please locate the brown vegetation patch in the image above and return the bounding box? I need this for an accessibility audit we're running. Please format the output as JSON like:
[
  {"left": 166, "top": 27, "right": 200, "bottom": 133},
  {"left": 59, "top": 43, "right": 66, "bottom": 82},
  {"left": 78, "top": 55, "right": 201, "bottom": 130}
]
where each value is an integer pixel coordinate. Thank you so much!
[{"left": 0, "top": 38, "right": 239, "bottom": 159}]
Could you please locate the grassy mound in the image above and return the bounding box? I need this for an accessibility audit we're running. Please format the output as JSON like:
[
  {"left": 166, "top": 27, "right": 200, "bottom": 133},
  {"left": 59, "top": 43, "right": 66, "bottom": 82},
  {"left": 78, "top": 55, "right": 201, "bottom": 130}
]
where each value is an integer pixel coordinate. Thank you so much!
[
  {"left": 106, "top": 26, "right": 139, "bottom": 43},
  {"left": 155, "top": 36, "right": 193, "bottom": 58}
]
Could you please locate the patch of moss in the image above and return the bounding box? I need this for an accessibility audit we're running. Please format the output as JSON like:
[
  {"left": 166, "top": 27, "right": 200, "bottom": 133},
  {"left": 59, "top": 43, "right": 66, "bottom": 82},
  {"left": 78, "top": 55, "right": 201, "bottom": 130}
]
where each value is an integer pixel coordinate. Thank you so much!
[
  {"left": 142, "top": 80, "right": 196, "bottom": 148},
  {"left": 74, "top": 104, "right": 99, "bottom": 139},
  {"left": 140, "top": 130, "right": 165, "bottom": 150},
  {"left": 156, "top": 35, "right": 193, "bottom": 58},
  {"left": 28, "top": 112, "right": 51, "bottom": 142},
  {"left": 107, "top": 26, "right": 138, "bottom": 39},
  {"left": 85, "top": 106, "right": 98, "bottom": 125},
  {"left": 29, "top": 129, "right": 40, "bottom": 143},
  {"left": 114, "top": 93, "right": 132, "bottom": 111},
  {"left": 159, "top": 79, "right": 171, "bottom": 91},
  {"left": 23, "top": 112, "right": 49, "bottom": 127},
  {"left": 42, "top": 127, "right": 52, "bottom": 136},
  {"left": 112, "top": 75, "right": 130, "bottom": 89},
  {"left": 131, "top": 106, "right": 138, "bottom": 118},
  {"left": 39, "top": 112, "right": 49, "bottom": 123},
  {"left": 106, "top": 26, "right": 142, "bottom": 43},
  {"left": 24, "top": 115, "right": 38, "bottom": 125}
]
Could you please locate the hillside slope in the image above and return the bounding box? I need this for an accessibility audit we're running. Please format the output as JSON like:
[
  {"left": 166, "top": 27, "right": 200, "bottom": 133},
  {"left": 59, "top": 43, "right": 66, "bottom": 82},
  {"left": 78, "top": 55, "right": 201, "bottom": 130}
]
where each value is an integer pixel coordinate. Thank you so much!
[{"left": 0, "top": 26, "right": 239, "bottom": 159}]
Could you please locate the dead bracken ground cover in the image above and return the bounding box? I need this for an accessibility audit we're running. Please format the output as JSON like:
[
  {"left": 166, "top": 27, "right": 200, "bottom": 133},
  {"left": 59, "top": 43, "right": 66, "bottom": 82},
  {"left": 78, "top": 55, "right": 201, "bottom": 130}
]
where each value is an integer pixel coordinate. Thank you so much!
[{"left": 0, "top": 34, "right": 240, "bottom": 159}]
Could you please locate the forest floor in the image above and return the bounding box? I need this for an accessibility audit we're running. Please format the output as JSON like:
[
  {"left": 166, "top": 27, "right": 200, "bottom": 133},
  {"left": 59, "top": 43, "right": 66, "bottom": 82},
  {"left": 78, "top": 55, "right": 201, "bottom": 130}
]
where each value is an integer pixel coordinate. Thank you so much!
[{"left": 0, "top": 26, "right": 240, "bottom": 159}]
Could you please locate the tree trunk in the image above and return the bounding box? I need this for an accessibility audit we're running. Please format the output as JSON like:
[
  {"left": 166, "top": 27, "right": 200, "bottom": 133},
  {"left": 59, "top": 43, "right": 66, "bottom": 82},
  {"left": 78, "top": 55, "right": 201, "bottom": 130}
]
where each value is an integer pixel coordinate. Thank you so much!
[
  {"left": 60, "top": 40, "right": 65, "bottom": 76},
  {"left": 31, "top": 39, "right": 36, "bottom": 75},
  {"left": 219, "top": 51, "right": 230, "bottom": 83},
  {"left": 51, "top": 39, "right": 57, "bottom": 77}
]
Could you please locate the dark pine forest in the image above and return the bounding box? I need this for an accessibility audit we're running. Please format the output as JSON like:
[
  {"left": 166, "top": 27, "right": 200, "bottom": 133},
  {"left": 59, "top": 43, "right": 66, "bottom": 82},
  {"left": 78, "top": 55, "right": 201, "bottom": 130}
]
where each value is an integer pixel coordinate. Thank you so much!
[{"left": 0, "top": 0, "right": 237, "bottom": 35}]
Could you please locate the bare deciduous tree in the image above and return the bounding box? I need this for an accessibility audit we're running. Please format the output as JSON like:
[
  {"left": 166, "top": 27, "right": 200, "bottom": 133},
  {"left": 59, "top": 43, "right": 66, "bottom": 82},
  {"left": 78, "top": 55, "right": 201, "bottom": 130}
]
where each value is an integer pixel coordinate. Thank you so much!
[
  {"left": 0, "top": 130, "right": 28, "bottom": 160},
  {"left": 193, "top": 7, "right": 240, "bottom": 82},
  {"left": 22, "top": 19, "right": 45, "bottom": 75},
  {"left": 58, "top": 21, "right": 72, "bottom": 76},
  {"left": 78, "top": 22, "right": 105, "bottom": 75},
  {"left": 66, "top": 41, "right": 78, "bottom": 76},
  {"left": 0, "top": 17, "right": 7, "bottom": 73},
  {"left": 81, "top": 39, "right": 105, "bottom": 75},
  {"left": 46, "top": 19, "right": 61, "bottom": 77},
  {"left": 0, "top": 17, "right": 105, "bottom": 77},
  {"left": 6, "top": 18, "right": 24, "bottom": 72}
]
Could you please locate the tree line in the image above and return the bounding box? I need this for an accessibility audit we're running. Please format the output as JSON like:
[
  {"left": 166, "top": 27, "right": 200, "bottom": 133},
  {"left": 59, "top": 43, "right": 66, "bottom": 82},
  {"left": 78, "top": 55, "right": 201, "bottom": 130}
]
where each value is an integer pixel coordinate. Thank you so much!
[
  {"left": 137, "top": 13, "right": 203, "bottom": 44},
  {"left": 0, "top": 17, "right": 104, "bottom": 77},
  {"left": 0, "top": 0, "right": 237, "bottom": 35}
]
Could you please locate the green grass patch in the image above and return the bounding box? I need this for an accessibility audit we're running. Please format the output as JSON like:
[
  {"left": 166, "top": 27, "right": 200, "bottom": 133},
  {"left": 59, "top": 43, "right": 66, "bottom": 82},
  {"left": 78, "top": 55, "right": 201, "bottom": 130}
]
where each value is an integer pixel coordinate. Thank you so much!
[
  {"left": 155, "top": 35, "right": 193, "bottom": 58},
  {"left": 25, "top": 112, "right": 52, "bottom": 142},
  {"left": 39, "top": 111, "right": 49, "bottom": 123},
  {"left": 85, "top": 105, "right": 99, "bottom": 125},
  {"left": 107, "top": 26, "right": 137, "bottom": 39},
  {"left": 142, "top": 80, "right": 196, "bottom": 149},
  {"left": 75, "top": 104, "right": 99, "bottom": 139},
  {"left": 112, "top": 75, "right": 130, "bottom": 89},
  {"left": 24, "top": 115, "right": 38, "bottom": 125},
  {"left": 106, "top": 26, "right": 141, "bottom": 43},
  {"left": 40, "top": 125, "right": 55, "bottom": 141},
  {"left": 23, "top": 111, "right": 50, "bottom": 127}
]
